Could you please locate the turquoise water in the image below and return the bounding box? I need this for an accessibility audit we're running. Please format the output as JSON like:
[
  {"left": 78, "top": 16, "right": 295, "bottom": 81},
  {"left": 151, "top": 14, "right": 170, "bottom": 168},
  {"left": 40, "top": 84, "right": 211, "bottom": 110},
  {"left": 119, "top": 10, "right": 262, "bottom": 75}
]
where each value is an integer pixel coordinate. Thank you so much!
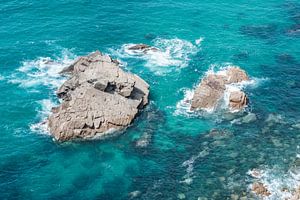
[{"left": 1, "top": 0, "right": 300, "bottom": 199}]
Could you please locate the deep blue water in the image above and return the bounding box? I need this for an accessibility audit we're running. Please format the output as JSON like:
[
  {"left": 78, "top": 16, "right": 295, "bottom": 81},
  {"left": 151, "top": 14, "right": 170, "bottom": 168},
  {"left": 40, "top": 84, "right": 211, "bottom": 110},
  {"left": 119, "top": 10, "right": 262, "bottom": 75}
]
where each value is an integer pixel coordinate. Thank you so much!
[{"left": 0, "top": 0, "right": 300, "bottom": 199}]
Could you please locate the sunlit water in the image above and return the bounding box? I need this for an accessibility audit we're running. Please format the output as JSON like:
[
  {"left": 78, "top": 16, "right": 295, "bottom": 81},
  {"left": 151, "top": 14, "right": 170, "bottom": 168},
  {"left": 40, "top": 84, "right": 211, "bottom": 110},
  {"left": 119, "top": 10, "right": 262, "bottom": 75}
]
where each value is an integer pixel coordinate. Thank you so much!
[{"left": 0, "top": 0, "right": 300, "bottom": 199}]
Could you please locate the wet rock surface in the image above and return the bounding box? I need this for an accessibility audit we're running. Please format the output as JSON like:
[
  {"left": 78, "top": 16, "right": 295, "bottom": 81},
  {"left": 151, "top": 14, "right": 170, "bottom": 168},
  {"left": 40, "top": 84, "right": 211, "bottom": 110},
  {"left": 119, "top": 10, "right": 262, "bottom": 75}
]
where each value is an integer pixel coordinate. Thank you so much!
[
  {"left": 48, "top": 51, "right": 150, "bottom": 141},
  {"left": 191, "top": 67, "right": 249, "bottom": 112},
  {"left": 252, "top": 182, "right": 271, "bottom": 197},
  {"left": 128, "top": 44, "right": 158, "bottom": 53}
]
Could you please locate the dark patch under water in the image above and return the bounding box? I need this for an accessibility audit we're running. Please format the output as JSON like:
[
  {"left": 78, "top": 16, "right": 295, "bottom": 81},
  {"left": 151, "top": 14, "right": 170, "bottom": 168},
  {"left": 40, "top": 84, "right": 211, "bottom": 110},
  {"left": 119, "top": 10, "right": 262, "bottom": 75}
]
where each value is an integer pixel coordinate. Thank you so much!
[{"left": 240, "top": 24, "right": 278, "bottom": 40}]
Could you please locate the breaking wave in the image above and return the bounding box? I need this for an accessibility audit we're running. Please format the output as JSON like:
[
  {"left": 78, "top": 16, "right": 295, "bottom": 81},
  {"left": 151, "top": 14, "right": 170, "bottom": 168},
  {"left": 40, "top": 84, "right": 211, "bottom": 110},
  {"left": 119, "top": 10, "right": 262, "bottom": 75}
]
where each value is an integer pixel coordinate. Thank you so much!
[
  {"left": 30, "top": 99, "right": 58, "bottom": 135},
  {"left": 8, "top": 49, "right": 76, "bottom": 135},
  {"left": 174, "top": 64, "right": 268, "bottom": 116},
  {"left": 9, "top": 49, "right": 75, "bottom": 89},
  {"left": 111, "top": 37, "right": 203, "bottom": 75},
  {"left": 174, "top": 88, "right": 198, "bottom": 117},
  {"left": 247, "top": 159, "right": 300, "bottom": 200}
]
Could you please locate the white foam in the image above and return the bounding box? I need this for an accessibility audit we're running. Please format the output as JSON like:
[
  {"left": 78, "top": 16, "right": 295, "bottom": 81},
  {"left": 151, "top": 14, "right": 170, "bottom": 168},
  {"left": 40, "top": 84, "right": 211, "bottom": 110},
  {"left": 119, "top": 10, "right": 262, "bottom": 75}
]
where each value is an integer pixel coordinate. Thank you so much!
[
  {"left": 247, "top": 164, "right": 300, "bottom": 200},
  {"left": 195, "top": 37, "right": 204, "bottom": 45},
  {"left": 181, "top": 148, "right": 210, "bottom": 185},
  {"left": 0, "top": 75, "right": 4, "bottom": 81},
  {"left": 111, "top": 38, "right": 201, "bottom": 75},
  {"left": 9, "top": 49, "right": 75, "bottom": 89},
  {"left": 30, "top": 99, "right": 58, "bottom": 134},
  {"left": 174, "top": 88, "right": 195, "bottom": 116},
  {"left": 175, "top": 65, "right": 268, "bottom": 116}
]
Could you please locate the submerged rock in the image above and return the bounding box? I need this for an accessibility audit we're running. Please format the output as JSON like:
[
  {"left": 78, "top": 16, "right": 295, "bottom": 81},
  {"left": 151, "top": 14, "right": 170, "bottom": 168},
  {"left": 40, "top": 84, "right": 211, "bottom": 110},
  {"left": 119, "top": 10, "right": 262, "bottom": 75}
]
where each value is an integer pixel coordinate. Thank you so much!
[
  {"left": 240, "top": 24, "right": 277, "bottom": 39},
  {"left": 252, "top": 182, "right": 271, "bottom": 197},
  {"left": 191, "top": 67, "right": 249, "bottom": 112},
  {"left": 287, "top": 24, "right": 300, "bottom": 36},
  {"left": 48, "top": 51, "right": 149, "bottom": 141},
  {"left": 207, "top": 128, "right": 231, "bottom": 139},
  {"left": 128, "top": 190, "right": 141, "bottom": 199},
  {"left": 293, "top": 123, "right": 300, "bottom": 129},
  {"left": 177, "top": 193, "right": 186, "bottom": 199},
  {"left": 232, "top": 112, "right": 257, "bottom": 124},
  {"left": 135, "top": 132, "right": 151, "bottom": 148}
]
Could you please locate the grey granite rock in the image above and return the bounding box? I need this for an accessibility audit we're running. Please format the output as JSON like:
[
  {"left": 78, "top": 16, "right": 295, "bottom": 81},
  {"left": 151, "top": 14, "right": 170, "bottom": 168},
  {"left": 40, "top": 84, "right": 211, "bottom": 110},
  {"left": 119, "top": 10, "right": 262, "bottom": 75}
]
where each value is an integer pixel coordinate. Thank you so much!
[
  {"left": 48, "top": 51, "right": 149, "bottom": 141},
  {"left": 191, "top": 67, "right": 249, "bottom": 111}
]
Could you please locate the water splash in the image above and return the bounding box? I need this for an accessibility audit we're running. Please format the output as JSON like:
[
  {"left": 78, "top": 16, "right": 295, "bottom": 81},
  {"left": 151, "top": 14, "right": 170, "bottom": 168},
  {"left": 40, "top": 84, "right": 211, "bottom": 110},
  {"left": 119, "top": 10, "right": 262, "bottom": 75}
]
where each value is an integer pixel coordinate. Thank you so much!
[
  {"left": 30, "top": 99, "right": 58, "bottom": 135},
  {"left": 247, "top": 157, "right": 300, "bottom": 200},
  {"left": 111, "top": 37, "right": 202, "bottom": 75},
  {"left": 175, "top": 65, "right": 268, "bottom": 116},
  {"left": 9, "top": 49, "right": 75, "bottom": 89}
]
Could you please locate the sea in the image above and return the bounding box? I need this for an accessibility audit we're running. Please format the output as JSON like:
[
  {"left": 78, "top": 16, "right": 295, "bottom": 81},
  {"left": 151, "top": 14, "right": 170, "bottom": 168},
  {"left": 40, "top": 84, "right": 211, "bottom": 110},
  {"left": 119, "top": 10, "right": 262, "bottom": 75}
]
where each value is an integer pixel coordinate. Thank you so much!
[{"left": 0, "top": 0, "right": 300, "bottom": 199}]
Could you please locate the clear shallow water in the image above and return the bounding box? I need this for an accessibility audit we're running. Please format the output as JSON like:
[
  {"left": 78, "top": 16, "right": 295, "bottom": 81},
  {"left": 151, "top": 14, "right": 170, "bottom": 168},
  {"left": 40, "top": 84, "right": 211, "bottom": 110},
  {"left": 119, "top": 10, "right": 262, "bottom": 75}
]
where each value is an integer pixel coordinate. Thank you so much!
[{"left": 0, "top": 0, "right": 300, "bottom": 199}]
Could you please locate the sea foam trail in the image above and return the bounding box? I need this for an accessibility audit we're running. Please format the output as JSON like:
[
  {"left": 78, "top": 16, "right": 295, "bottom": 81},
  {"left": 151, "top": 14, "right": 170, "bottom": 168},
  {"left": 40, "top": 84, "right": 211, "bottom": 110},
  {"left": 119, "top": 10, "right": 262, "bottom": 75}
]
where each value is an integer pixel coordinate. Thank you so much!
[
  {"left": 174, "top": 64, "right": 268, "bottom": 116},
  {"left": 9, "top": 49, "right": 75, "bottom": 89},
  {"left": 180, "top": 147, "right": 210, "bottom": 185},
  {"left": 111, "top": 37, "right": 203, "bottom": 75}
]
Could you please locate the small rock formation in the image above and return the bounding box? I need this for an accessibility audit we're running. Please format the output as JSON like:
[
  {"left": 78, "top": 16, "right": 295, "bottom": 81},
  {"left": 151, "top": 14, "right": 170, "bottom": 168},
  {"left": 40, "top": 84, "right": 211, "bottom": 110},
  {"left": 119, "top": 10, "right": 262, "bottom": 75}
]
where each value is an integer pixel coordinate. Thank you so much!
[
  {"left": 248, "top": 168, "right": 263, "bottom": 179},
  {"left": 128, "top": 44, "right": 151, "bottom": 51},
  {"left": 290, "top": 186, "right": 300, "bottom": 200},
  {"left": 252, "top": 182, "right": 271, "bottom": 197},
  {"left": 48, "top": 51, "right": 149, "bottom": 141},
  {"left": 229, "top": 91, "right": 248, "bottom": 110},
  {"left": 128, "top": 44, "right": 158, "bottom": 53},
  {"left": 231, "top": 112, "right": 257, "bottom": 124},
  {"left": 191, "top": 67, "right": 249, "bottom": 111},
  {"left": 207, "top": 128, "right": 231, "bottom": 139},
  {"left": 128, "top": 190, "right": 141, "bottom": 199}
]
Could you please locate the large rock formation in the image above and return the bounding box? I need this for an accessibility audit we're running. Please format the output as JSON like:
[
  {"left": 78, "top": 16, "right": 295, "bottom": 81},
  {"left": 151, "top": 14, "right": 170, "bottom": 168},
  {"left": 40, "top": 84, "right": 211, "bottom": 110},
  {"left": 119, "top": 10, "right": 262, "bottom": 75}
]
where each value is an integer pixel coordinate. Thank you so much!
[
  {"left": 48, "top": 51, "right": 149, "bottom": 141},
  {"left": 191, "top": 67, "right": 249, "bottom": 111}
]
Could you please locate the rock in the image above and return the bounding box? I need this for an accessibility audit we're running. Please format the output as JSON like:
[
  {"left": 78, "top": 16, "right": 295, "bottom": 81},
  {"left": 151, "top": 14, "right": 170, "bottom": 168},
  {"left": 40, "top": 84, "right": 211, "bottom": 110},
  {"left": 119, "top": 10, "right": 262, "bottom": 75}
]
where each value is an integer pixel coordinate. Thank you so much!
[
  {"left": 219, "top": 176, "right": 226, "bottom": 182},
  {"left": 230, "top": 194, "right": 239, "bottom": 200},
  {"left": 48, "top": 51, "right": 150, "bottom": 141},
  {"left": 128, "top": 44, "right": 158, "bottom": 53},
  {"left": 129, "top": 190, "right": 141, "bottom": 199},
  {"left": 207, "top": 128, "right": 231, "bottom": 139},
  {"left": 290, "top": 186, "right": 300, "bottom": 200},
  {"left": 292, "top": 123, "right": 300, "bottom": 129},
  {"left": 229, "top": 91, "right": 248, "bottom": 111},
  {"left": 248, "top": 168, "right": 263, "bottom": 178},
  {"left": 225, "top": 67, "right": 249, "bottom": 83},
  {"left": 265, "top": 113, "right": 285, "bottom": 126},
  {"left": 287, "top": 24, "right": 300, "bottom": 36},
  {"left": 232, "top": 112, "right": 257, "bottom": 124},
  {"left": 128, "top": 44, "right": 151, "bottom": 50},
  {"left": 177, "top": 193, "right": 186, "bottom": 199},
  {"left": 191, "top": 67, "right": 249, "bottom": 111},
  {"left": 241, "top": 113, "right": 257, "bottom": 123},
  {"left": 191, "top": 74, "right": 226, "bottom": 110},
  {"left": 252, "top": 182, "right": 271, "bottom": 197},
  {"left": 135, "top": 132, "right": 151, "bottom": 148},
  {"left": 240, "top": 24, "right": 278, "bottom": 40}
]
